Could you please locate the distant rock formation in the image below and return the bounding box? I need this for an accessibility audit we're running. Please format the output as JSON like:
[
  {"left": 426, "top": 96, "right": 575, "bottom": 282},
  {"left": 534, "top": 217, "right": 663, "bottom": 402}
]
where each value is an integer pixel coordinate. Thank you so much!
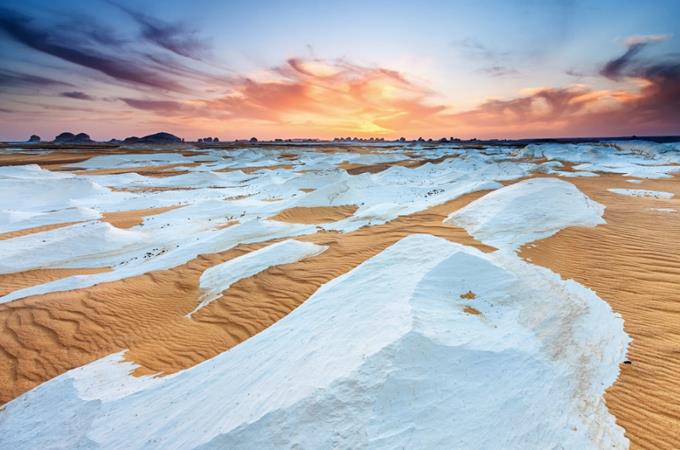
[
  {"left": 249, "top": 137, "right": 258, "bottom": 143},
  {"left": 123, "top": 132, "right": 182, "bottom": 144},
  {"left": 198, "top": 137, "right": 219, "bottom": 143},
  {"left": 53, "top": 132, "right": 93, "bottom": 144},
  {"left": 28, "top": 135, "right": 41, "bottom": 143}
]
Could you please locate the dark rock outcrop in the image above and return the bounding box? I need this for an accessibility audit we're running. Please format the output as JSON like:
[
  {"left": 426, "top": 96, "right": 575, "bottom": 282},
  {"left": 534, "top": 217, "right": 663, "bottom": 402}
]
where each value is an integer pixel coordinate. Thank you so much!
[
  {"left": 28, "top": 134, "right": 41, "bottom": 142},
  {"left": 53, "top": 132, "right": 93, "bottom": 144},
  {"left": 123, "top": 132, "right": 182, "bottom": 144}
]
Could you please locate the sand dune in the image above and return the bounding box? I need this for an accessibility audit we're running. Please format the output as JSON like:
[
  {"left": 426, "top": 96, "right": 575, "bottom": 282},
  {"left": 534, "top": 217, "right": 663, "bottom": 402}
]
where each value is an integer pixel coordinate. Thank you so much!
[
  {"left": 101, "top": 206, "right": 182, "bottom": 229},
  {"left": 0, "top": 268, "right": 110, "bottom": 297},
  {"left": 71, "top": 162, "right": 202, "bottom": 177},
  {"left": 520, "top": 174, "right": 680, "bottom": 450},
  {"left": 0, "top": 221, "right": 82, "bottom": 240},
  {"left": 216, "top": 164, "right": 294, "bottom": 173},
  {"left": 0, "top": 190, "right": 490, "bottom": 403},
  {"left": 269, "top": 205, "right": 358, "bottom": 224}
]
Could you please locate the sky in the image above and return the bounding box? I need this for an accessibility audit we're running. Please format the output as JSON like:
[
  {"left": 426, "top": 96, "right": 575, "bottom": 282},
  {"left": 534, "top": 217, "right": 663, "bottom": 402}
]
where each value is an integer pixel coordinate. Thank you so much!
[{"left": 0, "top": 0, "right": 679, "bottom": 141}]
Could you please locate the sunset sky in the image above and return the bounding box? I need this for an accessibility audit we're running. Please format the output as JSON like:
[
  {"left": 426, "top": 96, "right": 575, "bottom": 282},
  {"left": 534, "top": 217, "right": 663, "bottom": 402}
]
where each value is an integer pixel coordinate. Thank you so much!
[{"left": 0, "top": 0, "right": 679, "bottom": 141}]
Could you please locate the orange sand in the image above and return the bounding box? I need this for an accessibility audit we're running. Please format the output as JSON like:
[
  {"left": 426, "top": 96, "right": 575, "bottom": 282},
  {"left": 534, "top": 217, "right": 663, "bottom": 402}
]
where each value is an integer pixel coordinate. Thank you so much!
[
  {"left": 460, "top": 290, "right": 477, "bottom": 300},
  {"left": 217, "top": 164, "right": 294, "bottom": 174},
  {"left": 0, "top": 222, "right": 82, "bottom": 241},
  {"left": 0, "top": 190, "right": 491, "bottom": 403},
  {"left": 2, "top": 146, "right": 679, "bottom": 449},
  {"left": 269, "top": 206, "right": 358, "bottom": 224},
  {"left": 520, "top": 174, "right": 680, "bottom": 449},
  {"left": 463, "top": 305, "right": 481, "bottom": 315},
  {"left": 0, "top": 267, "right": 110, "bottom": 297},
  {"left": 71, "top": 162, "right": 202, "bottom": 177},
  {"left": 101, "top": 206, "right": 182, "bottom": 229}
]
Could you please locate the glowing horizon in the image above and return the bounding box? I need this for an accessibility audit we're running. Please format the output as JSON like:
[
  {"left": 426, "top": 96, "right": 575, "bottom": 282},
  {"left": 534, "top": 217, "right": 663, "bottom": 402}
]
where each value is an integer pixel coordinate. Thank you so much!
[{"left": 1, "top": 0, "right": 679, "bottom": 141}]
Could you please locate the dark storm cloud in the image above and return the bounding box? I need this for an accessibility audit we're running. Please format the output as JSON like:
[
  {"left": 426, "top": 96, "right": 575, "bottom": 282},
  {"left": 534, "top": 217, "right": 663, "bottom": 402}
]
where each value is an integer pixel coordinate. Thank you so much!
[
  {"left": 120, "top": 97, "right": 190, "bottom": 113},
  {"left": 0, "top": 7, "right": 183, "bottom": 91},
  {"left": 600, "top": 43, "right": 648, "bottom": 80},
  {"left": 108, "top": 1, "right": 209, "bottom": 60},
  {"left": 0, "top": 69, "right": 72, "bottom": 87},
  {"left": 600, "top": 35, "right": 671, "bottom": 80},
  {"left": 60, "top": 91, "right": 94, "bottom": 100},
  {"left": 598, "top": 35, "right": 680, "bottom": 122}
]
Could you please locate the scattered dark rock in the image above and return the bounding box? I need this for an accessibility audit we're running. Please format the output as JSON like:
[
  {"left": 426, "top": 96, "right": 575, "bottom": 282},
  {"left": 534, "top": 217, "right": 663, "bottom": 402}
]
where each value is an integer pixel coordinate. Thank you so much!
[{"left": 623, "top": 360, "right": 632, "bottom": 365}]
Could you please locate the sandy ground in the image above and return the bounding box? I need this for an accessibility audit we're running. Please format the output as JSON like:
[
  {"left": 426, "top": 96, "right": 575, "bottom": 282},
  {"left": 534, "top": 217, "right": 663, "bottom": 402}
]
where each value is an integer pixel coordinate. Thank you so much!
[
  {"left": 520, "top": 174, "right": 680, "bottom": 450},
  {"left": 101, "top": 206, "right": 183, "bottom": 229},
  {"left": 0, "top": 222, "right": 82, "bottom": 240},
  {"left": 0, "top": 189, "right": 491, "bottom": 402},
  {"left": 216, "top": 164, "right": 294, "bottom": 173},
  {"left": 1, "top": 146, "right": 679, "bottom": 448},
  {"left": 70, "top": 162, "right": 204, "bottom": 177},
  {"left": 268, "top": 206, "right": 358, "bottom": 224},
  {"left": 0, "top": 268, "right": 111, "bottom": 297}
]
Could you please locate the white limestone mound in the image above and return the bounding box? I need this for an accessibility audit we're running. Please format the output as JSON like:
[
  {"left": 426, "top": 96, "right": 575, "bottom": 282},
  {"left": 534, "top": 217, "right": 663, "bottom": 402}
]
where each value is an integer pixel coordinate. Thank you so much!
[
  {"left": 446, "top": 178, "right": 605, "bottom": 250},
  {"left": 0, "top": 234, "right": 629, "bottom": 449},
  {"left": 188, "top": 239, "right": 327, "bottom": 316},
  {"left": 608, "top": 188, "right": 674, "bottom": 199}
]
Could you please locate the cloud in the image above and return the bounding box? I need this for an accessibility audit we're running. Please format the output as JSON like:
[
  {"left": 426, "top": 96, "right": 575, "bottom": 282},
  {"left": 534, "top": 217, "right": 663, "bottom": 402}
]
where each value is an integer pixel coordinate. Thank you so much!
[
  {"left": 0, "top": 7, "right": 183, "bottom": 91},
  {"left": 454, "top": 37, "right": 509, "bottom": 61},
  {"left": 601, "top": 43, "right": 648, "bottom": 80},
  {"left": 60, "top": 91, "right": 94, "bottom": 100},
  {"left": 449, "top": 49, "right": 680, "bottom": 137},
  {"left": 601, "top": 34, "right": 673, "bottom": 80},
  {"left": 210, "top": 58, "right": 446, "bottom": 134},
  {"left": 482, "top": 65, "right": 519, "bottom": 77},
  {"left": 624, "top": 34, "right": 671, "bottom": 46},
  {"left": 594, "top": 34, "right": 680, "bottom": 129},
  {"left": 115, "top": 47, "right": 680, "bottom": 139},
  {"left": 453, "top": 37, "right": 518, "bottom": 77},
  {"left": 449, "top": 86, "right": 595, "bottom": 127},
  {"left": 120, "top": 97, "right": 189, "bottom": 113},
  {"left": 109, "top": 1, "right": 209, "bottom": 60},
  {"left": 0, "top": 69, "right": 72, "bottom": 87},
  {"left": 118, "top": 57, "right": 447, "bottom": 136}
]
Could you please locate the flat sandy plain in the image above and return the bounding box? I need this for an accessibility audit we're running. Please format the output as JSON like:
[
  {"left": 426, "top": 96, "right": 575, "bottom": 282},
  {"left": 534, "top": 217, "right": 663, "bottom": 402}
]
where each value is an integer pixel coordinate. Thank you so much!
[{"left": 0, "top": 140, "right": 678, "bottom": 449}]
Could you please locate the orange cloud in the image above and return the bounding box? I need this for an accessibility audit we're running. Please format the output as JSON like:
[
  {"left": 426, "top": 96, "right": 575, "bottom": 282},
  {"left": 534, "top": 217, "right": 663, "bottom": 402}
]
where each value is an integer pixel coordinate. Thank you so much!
[
  {"left": 116, "top": 53, "right": 679, "bottom": 140},
  {"left": 120, "top": 58, "right": 448, "bottom": 138}
]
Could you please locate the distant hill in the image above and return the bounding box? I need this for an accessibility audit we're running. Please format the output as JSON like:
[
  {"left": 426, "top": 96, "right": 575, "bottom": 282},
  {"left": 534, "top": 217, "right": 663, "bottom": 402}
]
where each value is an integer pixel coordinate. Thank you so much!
[
  {"left": 53, "top": 132, "right": 93, "bottom": 144},
  {"left": 123, "top": 132, "right": 183, "bottom": 144}
]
